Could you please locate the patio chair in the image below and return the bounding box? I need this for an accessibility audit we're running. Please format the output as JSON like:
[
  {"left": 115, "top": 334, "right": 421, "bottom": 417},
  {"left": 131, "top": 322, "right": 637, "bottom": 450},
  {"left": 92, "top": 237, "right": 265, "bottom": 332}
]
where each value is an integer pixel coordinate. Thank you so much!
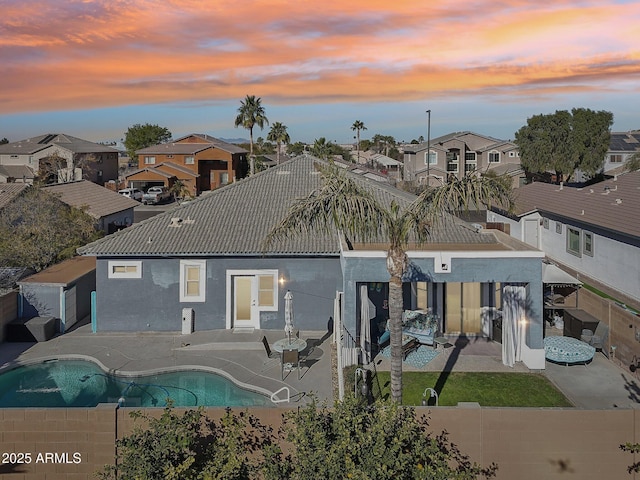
[
  {"left": 580, "top": 322, "right": 609, "bottom": 351},
  {"left": 262, "top": 336, "right": 279, "bottom": 366},
  {"left": 281, "top": 348, "right": 301, "bottom": 380}
]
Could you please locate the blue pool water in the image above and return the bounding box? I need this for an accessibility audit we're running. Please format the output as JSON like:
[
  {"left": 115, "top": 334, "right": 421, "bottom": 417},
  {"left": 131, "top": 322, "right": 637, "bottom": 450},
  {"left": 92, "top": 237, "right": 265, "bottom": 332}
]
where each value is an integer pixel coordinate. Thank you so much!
[{"left": 0, "top": 360, "right": 272, "bottom": 408}]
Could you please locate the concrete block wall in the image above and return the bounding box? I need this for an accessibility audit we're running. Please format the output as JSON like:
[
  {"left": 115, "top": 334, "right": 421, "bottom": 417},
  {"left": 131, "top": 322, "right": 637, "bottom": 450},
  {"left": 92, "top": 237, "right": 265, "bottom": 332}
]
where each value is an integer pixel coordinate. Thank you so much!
[
  {"left": 1, "top": 405, "right": 638, "bottom": 479},
  {"left": 580, "top": 288, "right": 640, "bottom": 376}
]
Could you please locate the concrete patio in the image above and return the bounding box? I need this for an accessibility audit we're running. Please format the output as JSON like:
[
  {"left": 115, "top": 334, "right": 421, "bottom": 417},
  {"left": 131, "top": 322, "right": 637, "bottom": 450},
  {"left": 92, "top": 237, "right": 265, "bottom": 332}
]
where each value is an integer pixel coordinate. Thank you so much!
[{"left": 1, "top": 323, "right": 638, "bottom": 410}]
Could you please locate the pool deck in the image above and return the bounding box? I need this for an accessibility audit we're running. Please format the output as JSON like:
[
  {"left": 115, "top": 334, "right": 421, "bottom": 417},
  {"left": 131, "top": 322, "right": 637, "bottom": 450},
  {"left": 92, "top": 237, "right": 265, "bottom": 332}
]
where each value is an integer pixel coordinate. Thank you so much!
[
  {"left": 0, "top": 322, "right": 335, "bottom": 408},
  {"left": 1, "top": 322, "right": 638, "bottom": 410}
]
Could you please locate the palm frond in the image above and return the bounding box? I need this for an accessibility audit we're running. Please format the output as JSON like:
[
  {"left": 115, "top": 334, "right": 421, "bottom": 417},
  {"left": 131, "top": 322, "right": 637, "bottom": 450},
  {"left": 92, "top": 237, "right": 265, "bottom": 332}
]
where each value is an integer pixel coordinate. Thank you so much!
[
  {"left": 263, "top": 163, "right": 386, "bottom": 251},
  {"left": 412, "top": 173, "right": 515, "bottom": 228}
]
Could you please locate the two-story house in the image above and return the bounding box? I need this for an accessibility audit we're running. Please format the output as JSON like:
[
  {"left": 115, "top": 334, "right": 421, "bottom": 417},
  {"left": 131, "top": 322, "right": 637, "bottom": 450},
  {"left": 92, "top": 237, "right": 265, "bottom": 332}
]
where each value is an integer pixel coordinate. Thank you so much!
[
  {"left": 403, "top": 131, "right": 523, "bottom": 187},
  {"left": 125, "top": 134, "right": 248, "bottom": 196},
  {"left": 602, "top": 130, "right": 640, "bottom": 175},
  {"left": 0, "top": 134, "right": 119, "bottom": 185}
]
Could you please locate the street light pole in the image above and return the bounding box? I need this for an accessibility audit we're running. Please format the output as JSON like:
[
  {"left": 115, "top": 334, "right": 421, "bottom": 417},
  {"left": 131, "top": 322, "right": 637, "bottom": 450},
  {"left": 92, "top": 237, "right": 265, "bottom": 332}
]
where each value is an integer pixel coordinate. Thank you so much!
[{"left": 426, "top": 109, "right": 431, "bottom": 187}]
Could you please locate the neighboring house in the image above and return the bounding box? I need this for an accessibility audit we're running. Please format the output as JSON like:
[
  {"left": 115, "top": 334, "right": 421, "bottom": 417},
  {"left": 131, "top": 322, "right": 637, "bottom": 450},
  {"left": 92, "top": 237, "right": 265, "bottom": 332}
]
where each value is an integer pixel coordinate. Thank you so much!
[
  {"left": 124, "top": 162, "right": 199, "bottom": 199},
  {"left": 79, "top": 155, "right": 545, "bottom": 369},
  {"left": 602, "top": 130, "right": 640, "bottom": 176},
  {"left": 0, "top": 133, "right": 119, "bottom": 185},
  {"left": 0, "top": 183, "right": 30, "bottom": 210},
  {"left": 17, "top": 256, "right": 96, "bottom": 333},
  {"left": 333, "top": 158, "right": 393, "bottom": 183},
  {"left": 403, "top": 132, "right": 523, "bottom": 187},
  {"left": 487, "top": 171, "right": 640, "bottom": 306},
  {"left": 126, "top": 134, "right": 248, "bottom": 195},
  {"left": 0, "top": 164, "right": 35, "bottom": 184},
  {"left": 42, "top": 180, "right": 139, "bottom": 233}
]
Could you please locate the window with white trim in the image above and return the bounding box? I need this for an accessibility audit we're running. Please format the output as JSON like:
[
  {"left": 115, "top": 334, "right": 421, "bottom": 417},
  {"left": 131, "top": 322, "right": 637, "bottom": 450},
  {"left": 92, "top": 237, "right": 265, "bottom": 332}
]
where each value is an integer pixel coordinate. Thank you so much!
[
  {"left": 108, "top": 261, "right": 142, "bottom": 279},
  {"left": 567, "top": 227, "right": 581, "bottom": 257},
  {"left": 488, "top": 151, "right": 500, "bottom": 163},
  {"left": 144, "top": 156, "right": 156, "bottom": 165},
  {"left": 610, "top": 154, "right": 623, "bottom": 163},
  {"left": 180, "top": 260, "right": 206, "bottom": 302},
  {"left": 258, "top": 274, "right": 275, "bottom": 307},
  {"left": 583, "top": 232, "right": 594, "bottom": 256},
  {"left": 185, "top": 156, "right": 195, "bottom": 165},
  {"left": 556, "top": 222, "right": 562, "bottom": 234},
  {"left": 424, "top": 150, "right": 437, "bottom": 165}
]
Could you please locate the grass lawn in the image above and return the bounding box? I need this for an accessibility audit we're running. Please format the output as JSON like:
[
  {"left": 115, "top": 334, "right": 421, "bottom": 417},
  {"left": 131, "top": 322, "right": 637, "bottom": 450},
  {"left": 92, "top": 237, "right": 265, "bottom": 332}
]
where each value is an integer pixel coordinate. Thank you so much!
[{"left": 348, "top": 368, "right": 573, "bottom": 407}]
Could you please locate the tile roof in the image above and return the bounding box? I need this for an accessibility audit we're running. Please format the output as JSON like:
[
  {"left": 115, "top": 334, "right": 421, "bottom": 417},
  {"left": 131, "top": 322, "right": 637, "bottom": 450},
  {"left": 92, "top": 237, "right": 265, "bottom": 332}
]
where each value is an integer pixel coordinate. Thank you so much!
[
  {"left": 0, "top": 134, "right": 118, "bottom": 155},
  {"left": 42, "top": 180, "right": 139, "bottom": 219},
  {"left": 137, "top": 134, "right": 248, "bottom": 155},
  {"left": 0, "top": 183, "right": 29, "bottom": 210},
  {"left": 78, "top": 155, "right": 500, "bottom": 257},
  {"left": 0, "top": 165, "right": 35, "bottom": 180},
  {"left": 506, "top": 171, "right": 640, "bottom": 239}
]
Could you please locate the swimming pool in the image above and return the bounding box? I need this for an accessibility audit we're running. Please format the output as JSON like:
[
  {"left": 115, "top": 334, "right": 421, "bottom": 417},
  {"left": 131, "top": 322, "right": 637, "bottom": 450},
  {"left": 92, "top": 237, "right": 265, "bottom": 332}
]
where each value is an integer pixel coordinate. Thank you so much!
[{"left": 0, "top": 360, "right": 272, "bottom": 408}]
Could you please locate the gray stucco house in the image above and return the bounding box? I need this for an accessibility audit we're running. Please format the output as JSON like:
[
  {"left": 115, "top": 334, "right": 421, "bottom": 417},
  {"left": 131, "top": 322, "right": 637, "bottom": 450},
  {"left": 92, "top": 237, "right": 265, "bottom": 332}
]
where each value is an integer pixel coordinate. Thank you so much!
[{"left": 79, "top": 155, "right": 545, "bottom": 369}]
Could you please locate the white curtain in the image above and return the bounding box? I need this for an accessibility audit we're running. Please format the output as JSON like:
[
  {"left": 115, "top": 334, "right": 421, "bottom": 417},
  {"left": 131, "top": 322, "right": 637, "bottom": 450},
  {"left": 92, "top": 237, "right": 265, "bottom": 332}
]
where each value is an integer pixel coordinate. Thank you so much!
[
  {"left": 502, "top": 285, "right": 526, "bottom": 367},
  {"left": 360, "top": 285, "right": 374, "bottom": 365}
]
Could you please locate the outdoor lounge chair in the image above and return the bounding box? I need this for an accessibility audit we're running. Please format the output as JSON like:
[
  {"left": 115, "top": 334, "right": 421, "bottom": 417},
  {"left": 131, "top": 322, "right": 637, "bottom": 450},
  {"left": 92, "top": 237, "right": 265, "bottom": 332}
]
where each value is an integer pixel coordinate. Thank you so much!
[
  {"left": 281, "top": 348, "right": 301, "bottom": 380},
  {"left": 580, "top": 322, "right": 609, "bottom": 351}
]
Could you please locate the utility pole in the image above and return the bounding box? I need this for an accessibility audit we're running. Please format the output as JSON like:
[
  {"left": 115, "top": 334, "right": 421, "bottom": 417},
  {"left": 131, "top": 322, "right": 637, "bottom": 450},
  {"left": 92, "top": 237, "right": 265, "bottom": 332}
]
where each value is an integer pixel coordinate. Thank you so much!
[{"left": 426, "top": 109, "right": 431, "bottom": 187}]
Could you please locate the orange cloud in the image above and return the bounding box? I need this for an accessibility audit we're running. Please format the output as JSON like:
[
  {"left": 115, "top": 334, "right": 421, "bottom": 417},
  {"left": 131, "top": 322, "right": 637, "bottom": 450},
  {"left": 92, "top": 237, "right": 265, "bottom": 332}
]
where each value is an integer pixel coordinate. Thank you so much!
[{"left": 1, "top": 0, "right": 639, "bottom": 114}]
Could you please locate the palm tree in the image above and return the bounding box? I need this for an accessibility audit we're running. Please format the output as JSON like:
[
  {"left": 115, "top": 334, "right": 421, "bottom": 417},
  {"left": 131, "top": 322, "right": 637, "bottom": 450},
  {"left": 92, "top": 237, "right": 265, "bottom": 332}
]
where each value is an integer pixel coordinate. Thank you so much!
[
  {"left": 267, "top": 122, "right": 291, "bottom": 165},
  {"left": 311, "top": 137, "right": 332, "bottom": 160},
  {"left": 168, "top": 179, "right": 191, "bottom": 203},
  {"left": 265, "top": 162, "right": 514, "bottom": 403},
  {"left": 351, "top": 120, "right": 367, "bottom": 164},
  {"left": 234, "top": 95, "right": 269, "bottom": 176}
]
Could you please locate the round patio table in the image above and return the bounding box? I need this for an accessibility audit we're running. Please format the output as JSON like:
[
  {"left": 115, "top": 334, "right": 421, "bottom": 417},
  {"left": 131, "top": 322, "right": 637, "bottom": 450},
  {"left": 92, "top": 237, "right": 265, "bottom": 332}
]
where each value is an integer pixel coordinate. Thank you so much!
[
  {"left": 272, "top": 338, "right": 307, "bottom": 353},
  {"left": 544, "top": 336, "right": 595, "bottom": 365}
]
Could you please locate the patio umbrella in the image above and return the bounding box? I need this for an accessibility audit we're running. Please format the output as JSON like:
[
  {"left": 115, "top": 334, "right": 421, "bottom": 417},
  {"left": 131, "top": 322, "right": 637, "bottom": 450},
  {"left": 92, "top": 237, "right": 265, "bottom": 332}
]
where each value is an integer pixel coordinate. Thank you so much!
[
  {"left": 360, "top": 285, "right": 375, "bottom": 365},
  {"left": 284, "top": 290, "right": 294, "bottom": 344},
  {"left": 502, "top": 285, "right": 525, "bottom": 367}
]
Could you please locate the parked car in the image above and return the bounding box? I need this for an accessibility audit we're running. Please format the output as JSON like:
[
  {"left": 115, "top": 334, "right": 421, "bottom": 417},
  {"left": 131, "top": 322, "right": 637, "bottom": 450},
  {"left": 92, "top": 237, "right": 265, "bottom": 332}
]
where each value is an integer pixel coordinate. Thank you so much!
[
  {"left": 118, "top": 188, "right": 143, "bottom": 201},
  {"left": 142, "top": 186, "right": 171, "bottom": 205}
]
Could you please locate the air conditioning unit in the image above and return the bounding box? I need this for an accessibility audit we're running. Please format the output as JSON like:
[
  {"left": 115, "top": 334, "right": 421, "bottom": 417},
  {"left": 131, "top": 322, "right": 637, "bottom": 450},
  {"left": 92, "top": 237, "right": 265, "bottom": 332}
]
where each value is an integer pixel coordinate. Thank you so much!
[{"left": 181, "top": 308, "right": 194, "bottom": 334}]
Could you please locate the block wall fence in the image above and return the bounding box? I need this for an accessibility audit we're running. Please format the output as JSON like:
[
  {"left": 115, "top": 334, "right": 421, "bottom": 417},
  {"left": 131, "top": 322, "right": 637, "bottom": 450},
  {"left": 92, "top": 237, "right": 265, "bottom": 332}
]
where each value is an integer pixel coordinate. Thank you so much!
[{"left": 0, "top": 405, "right": 638, "bottom": 480}]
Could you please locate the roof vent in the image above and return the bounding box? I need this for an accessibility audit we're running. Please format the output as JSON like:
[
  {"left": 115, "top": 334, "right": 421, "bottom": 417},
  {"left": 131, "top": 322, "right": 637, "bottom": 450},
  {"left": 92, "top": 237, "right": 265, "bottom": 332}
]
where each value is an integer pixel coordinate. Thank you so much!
[
  {"left": 589, "top": 189, "right": 594, "bottom": 194},
  {"left": 615, "top": 198, "right": 622, "bottom": 204},
  {"left": 580, "top": 210, "right": 585, "bottom": 215},
  {"left": 168, "top": 217, "right": 183, "bottom": 228}
]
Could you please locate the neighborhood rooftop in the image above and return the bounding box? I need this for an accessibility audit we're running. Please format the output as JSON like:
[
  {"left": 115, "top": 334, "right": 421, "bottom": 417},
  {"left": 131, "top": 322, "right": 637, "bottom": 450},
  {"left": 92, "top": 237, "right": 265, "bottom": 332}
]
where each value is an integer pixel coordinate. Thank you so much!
[
  {"left": 506, "top": 170, "right": 640, "bottom": 240},
  {"left": 78, "top": 155, "right": 510, "bottom": 257}
]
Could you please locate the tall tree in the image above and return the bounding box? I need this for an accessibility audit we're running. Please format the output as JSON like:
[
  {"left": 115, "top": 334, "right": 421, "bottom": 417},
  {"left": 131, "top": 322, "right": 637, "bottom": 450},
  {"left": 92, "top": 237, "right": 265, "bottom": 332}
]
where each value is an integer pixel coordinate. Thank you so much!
[
  {"left": 234, "top": 95, "right": 269, "bottom": 175},
  {"left": 571, "top": 107, "right": 614, "bottom": 177},
  {"left": 267, "top": 122, "right": 291, "bottom": 164},
  {"left": 351, "top": 120, "right": 367, "bottom": 164},
  {"left": 515, "top": 109, "right": 612, "bottom": 182},
  {"left": 0, "top": 187, "right": 101, "bottom": 271},
  {"left": 123, "top": 124, "right": 172, "bottom": 161},
  {"left": 265, "top": 162, "right": 514, "bottom": 403}
]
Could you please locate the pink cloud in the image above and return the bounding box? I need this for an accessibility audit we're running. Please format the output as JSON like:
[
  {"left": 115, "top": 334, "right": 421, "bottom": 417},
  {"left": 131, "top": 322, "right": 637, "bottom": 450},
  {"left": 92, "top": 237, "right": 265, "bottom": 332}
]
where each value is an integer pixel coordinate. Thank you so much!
[{"left": 1, "top": 0, "right": 639, "bottom": 114}]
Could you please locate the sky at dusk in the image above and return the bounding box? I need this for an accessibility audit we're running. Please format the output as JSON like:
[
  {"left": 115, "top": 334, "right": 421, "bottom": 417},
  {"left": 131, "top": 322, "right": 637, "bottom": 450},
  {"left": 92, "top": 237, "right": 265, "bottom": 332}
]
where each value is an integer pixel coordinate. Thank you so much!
[{"left": 1, "top": 0, "right": 639, "bottom": 145}]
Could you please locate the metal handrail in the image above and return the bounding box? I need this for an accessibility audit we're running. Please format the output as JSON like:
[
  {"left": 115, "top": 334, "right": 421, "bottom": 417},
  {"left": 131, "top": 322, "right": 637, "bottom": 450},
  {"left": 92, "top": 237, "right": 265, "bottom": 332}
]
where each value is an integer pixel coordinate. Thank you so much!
[{"left": 270, "top": 386, "right": 290, "bottom": 404}]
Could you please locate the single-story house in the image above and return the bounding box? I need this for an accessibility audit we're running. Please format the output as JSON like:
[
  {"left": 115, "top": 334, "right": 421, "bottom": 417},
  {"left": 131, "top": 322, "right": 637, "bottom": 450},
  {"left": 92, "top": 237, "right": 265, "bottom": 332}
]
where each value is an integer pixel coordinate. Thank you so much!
[
  {"left": 42, "top": 180, "right": 139, "bottom": 233},
  {"left": 488, "top": 171, "right": 640, "bottom": 307},
  {"left": 0, "top": 164, "right": 36, "bottom": 184},
  {"left": 79, "top": 155, "right": 545, "bottom": 369}
]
